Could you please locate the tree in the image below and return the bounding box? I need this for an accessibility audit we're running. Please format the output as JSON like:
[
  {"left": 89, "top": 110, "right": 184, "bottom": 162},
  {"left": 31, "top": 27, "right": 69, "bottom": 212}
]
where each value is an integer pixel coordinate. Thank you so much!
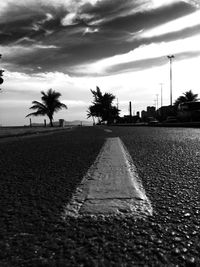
[
  {"left": 87, "top": 105, "right": 99, "bottom": 125},
  {"left": 174, "top": 90, "right": 198, "bottom": 109},
  {"left": 87, "top": 86, "right": 120, "bottom": 124},
  {"left": 26, "top": 88, "right": 67, "bottom": 127}
]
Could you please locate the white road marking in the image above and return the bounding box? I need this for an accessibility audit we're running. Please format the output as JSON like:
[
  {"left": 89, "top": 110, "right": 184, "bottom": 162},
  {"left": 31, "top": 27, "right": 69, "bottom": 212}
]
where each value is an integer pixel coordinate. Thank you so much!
[
  {"left": 63, "top": 137, "right": 152, "bottom": 219},
  {"left": 104, "top": 129, "right": 112, "bottom": 133}
]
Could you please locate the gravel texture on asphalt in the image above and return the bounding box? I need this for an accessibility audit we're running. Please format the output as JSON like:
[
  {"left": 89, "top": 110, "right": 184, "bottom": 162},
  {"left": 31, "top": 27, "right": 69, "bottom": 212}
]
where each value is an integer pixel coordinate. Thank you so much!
[
  {"left": 0, "top": 126, "right": 199, "bottom": 266},
  {"left": 0, "top": 127, "right": 105, "bottom": 266}
]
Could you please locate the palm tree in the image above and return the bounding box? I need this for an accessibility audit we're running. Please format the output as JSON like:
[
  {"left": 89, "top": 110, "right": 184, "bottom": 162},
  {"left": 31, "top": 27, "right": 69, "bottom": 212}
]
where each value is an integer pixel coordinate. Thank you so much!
[
  {"left": 88, "top": 86, "right": 120, "bottom": 124},
  {"left": 26, "top": 89, "right": 67, "bottom": 127},
  {"left": 174, "top": 90, "right": 198, "bottom": 109},
  {"left": 87, "top": 105, "right": 99, "bottom": 125}
]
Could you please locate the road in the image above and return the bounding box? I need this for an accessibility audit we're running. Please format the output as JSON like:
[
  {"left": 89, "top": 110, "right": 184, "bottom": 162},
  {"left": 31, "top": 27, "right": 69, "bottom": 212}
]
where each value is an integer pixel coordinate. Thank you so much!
[{"left": 0, "top": 126, "right": 199, "bottom": 266}]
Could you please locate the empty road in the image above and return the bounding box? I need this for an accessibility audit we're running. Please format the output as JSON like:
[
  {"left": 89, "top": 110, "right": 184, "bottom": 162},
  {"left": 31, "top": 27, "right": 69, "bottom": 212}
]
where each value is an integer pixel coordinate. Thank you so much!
[{"left": 0, "top": 126, "right": 199, "bottom": 266}]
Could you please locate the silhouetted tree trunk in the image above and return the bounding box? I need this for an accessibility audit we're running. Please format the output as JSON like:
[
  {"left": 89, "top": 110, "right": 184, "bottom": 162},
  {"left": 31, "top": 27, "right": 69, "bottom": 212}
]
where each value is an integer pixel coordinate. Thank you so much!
[
  {"left": 92, "top": 116, "right": 95, "bottom": 125},
  {"left": 50, "top": 118, "right": 53, "bottom": 127}
]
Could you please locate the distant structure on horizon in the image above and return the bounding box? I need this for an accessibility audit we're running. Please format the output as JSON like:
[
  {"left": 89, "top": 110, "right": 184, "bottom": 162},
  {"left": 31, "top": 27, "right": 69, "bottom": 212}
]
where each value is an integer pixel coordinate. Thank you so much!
[
  {"left": 115, "top": 101, "right": 141, "bottom": 124},
  {"left": 141, "top": 106, "right": 156, "bottom": 121}
]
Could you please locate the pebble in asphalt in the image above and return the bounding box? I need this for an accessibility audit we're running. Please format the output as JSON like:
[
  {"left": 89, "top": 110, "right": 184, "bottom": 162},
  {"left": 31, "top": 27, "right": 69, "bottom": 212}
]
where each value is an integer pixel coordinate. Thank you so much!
[{"left": 0, "top": 126, "right": 199, "bottom": 266}]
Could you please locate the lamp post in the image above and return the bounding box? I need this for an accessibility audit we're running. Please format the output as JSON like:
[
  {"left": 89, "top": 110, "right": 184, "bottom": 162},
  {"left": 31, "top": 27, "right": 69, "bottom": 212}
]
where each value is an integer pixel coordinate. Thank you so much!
[
  {"left": 159, "top": 83, "right": 163, "bottom": 107},
  {"left": 156, "top": 94, "right": 159, "bottom": 110},
  {"left": 167, "top": 55, "right": 174, "bottom": 106}
]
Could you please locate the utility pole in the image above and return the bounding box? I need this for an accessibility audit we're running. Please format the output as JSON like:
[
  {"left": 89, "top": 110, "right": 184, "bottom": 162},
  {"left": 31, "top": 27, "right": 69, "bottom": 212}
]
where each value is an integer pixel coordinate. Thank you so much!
[
  {"left": 154, "top": 99, "right": 157, "bottom": 108},
  {"left": 129, "top": 101, "right": 132, "bottom": 117},
  {"left": 156, "top": 94, "right": 159, "bottom": 110},
  {"left": 159, "top": 83, "right": 163, "bottom": 107},
  {"left": 167, "top": 55, "right": 175, "bottom": 106}
]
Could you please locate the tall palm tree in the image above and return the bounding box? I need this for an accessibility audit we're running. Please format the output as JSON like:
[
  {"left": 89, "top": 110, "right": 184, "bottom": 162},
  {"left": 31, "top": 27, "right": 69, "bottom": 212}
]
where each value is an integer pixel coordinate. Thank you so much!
[
  {"left": 174, "top": 90, "right": 198, "bottom": 109},
  {"left": 26, "top": 89, "right": 67, "bottom": 127}
]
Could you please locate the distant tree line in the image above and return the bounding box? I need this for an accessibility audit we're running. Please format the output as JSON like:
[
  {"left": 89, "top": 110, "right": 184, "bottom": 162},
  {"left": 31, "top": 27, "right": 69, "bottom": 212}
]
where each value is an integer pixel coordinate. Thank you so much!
[
  {"left": 156, "top": 90, "right": 200, "bottom": 122},
  {"left": 26, "top": 86, "right": 120, "bottom": 127},
  {"left": 26, "top": 86, "right": 199, "bottom": 127},
  {"left": 173, "top": 90, "right": 198, "bottom": 108},
  {"left": 173, "top": 90, "right": 200, "bottom": 122}
]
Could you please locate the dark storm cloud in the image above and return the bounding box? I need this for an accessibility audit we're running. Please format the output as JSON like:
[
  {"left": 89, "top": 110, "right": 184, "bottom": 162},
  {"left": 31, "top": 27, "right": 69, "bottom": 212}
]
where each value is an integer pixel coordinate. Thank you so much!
[
  {"left": 80, "top": 0, "right": 143, "bottom": 24},
  {"left": 103, "top": 51, "right": 200, "bottom": 76},
  {"left": 94, "top": 1, "right": 194, "bottom": 31},
  {"left": 0, "top": 3, "right": 66, "bottom": 45},
  {"left": 141, "top": 23, "right": 200, "bottom": 46},
  {"left": 0, "top": 0, "right": 199, "bottom": 75}
]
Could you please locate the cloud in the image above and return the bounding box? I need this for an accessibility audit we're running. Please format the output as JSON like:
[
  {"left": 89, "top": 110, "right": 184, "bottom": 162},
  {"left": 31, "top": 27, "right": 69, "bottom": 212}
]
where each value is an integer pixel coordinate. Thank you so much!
[
  {"left": 184, "top": 0, "right": 200, "bottom": 8},
  {"left": 142, "top": 9, "right": 200, "bottom": 38},
  {"left": 14, "top": 37, "right": 36, "bottom": 45},
  {"left": 2, "top": 0, "right": 200, "bottom": 126},
  {"left": 68, "top": 32, "right": 200, "bottom": 76},
  {"left": 83, "top": 27, "right": 99, "bottom": 35},
  {"left": 0, "top": 0, "right": 198, "bottom": 77},
  {"left": 61, "top": 13, "right": 77, "bottom": 26}
]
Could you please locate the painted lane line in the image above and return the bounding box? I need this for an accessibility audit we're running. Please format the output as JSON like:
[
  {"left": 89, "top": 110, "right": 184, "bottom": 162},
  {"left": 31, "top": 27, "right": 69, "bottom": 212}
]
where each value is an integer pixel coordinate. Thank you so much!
[{"left": 63, "top": 137, "right": 152, "bottom": 219}]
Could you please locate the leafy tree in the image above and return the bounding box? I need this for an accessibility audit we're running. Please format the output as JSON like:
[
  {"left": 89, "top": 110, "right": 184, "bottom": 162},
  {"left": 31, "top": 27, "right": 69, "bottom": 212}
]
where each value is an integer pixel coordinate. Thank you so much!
[
  {"left": 174, "top": 90, "right": 198, "bottom": 109},
  {"left": 87, "top": 86, "right": 120, "bottom": 124},
  {"left": 26, "top": 88, "right": 67, "bottom": 127}
]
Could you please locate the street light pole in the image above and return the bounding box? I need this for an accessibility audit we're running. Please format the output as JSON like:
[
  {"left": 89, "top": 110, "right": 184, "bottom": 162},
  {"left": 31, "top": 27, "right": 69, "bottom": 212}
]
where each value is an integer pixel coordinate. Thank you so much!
[
  {"left": 156, "top": 94, "right": 159, "bottom": 110},
  {"left": 159, "top": 83, "right": 163, "bottom": 107},
  {"left": 167, "top": 55, "right": 174, "bottom": 106}
]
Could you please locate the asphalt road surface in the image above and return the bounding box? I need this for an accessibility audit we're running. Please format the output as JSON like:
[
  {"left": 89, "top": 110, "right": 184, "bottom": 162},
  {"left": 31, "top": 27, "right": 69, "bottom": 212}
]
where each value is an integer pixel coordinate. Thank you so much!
[{"left": 0, "top": 126, "right": 199, "bottom": 266}]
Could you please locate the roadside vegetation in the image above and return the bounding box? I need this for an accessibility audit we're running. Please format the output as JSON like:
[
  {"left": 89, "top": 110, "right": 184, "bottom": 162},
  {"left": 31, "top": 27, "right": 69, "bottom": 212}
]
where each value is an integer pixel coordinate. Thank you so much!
[
  {"left": 174, "top": 90, "right": 198, "bottom": 109},
  {"left": 145, "top": 90, "right": 200, "bottom": 123},
  {"left": 87, "top": 86, "right": 120, "bottom": 125},
  {"left": 26, "top": 89, "right": 67, "bottom": 127},
  {"left": 86, "top": 87, "right": 200, "bottom": 125}
]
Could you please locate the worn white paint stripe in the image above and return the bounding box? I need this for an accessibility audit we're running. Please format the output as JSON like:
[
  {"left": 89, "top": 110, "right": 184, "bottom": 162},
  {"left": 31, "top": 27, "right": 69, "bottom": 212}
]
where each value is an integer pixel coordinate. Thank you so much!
[{"left": 63, "top": 137, "right": 152, "bottom": 219}]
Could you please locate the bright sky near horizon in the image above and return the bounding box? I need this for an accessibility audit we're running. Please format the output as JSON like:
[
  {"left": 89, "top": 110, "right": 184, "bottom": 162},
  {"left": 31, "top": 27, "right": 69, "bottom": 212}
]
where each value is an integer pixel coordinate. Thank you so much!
[{"left": 0, "top": 0, "right": 200, "bottom": 126}]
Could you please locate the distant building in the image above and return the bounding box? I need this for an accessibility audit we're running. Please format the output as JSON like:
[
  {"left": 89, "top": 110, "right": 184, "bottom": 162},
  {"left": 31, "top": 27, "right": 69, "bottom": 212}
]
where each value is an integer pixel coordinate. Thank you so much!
[
  {"left": 141, "top": 106, "right": 156, "bottom": 121},
  {"left": 147, "top": 106, "right": 156, "bottom": 117},
  {"left": 177, "top": 101, "right": 200, "bottom": 122},
  {"left": 141, "top": 110, "right": 146, "bottom": 119},
  {"left": 122, "top": 115, "right": 140, "bottom": 123},
  {"left": 157, "top": 105, "right": 176, "bottom": 121},
  {"left": 116, "top": 113, "right": 141, "bottom": 124}
]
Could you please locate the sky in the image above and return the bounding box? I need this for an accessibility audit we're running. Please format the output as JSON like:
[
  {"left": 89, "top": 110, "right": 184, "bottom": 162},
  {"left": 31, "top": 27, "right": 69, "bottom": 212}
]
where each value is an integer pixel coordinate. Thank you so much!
[{"left": 0, "top": 0, "right": 200, "bottom": 126}]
